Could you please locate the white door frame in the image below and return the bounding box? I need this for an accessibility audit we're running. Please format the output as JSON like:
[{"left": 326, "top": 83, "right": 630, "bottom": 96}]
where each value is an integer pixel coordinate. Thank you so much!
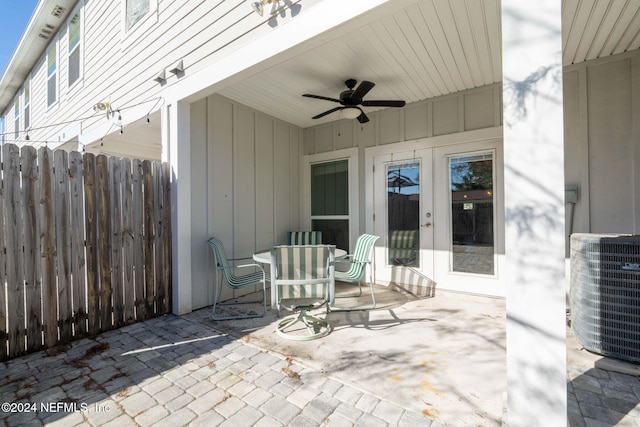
[{"left": 365, "top": 127, "right": 505, "bottom": 296}]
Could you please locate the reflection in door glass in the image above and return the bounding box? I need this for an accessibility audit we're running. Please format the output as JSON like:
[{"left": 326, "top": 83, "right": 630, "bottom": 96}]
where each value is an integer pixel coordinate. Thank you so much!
[
  {"left": 387, "top": 162, "right": 420, "bottom": 267},
  {"left": 450, "top": 154, "right": 494, "bottom": 275}
]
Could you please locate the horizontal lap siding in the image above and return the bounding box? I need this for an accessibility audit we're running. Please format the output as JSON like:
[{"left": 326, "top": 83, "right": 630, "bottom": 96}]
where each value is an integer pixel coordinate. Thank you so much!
[{"left": 0, "top": 144, "right": 171, "bottom": 360}]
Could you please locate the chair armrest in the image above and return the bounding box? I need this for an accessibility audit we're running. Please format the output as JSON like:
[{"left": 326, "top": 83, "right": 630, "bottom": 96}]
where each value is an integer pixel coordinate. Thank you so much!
[
  {"left": 217, "top": 263, "right": 265, "bottom": 272},
  {"left": 228, "top": 256, "right": 253, "bottom": 262}
]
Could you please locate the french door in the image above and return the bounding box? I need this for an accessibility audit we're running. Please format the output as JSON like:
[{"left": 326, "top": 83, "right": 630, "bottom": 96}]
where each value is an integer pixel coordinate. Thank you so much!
[
  {"left": 373, "top": 149, "right": 435, "bottom": 284},
  {"left": 371, "top": 140, "right": 503, "bottom": 296}
]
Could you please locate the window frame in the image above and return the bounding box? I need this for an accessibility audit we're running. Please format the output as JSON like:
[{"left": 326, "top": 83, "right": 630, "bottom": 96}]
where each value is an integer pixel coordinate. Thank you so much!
[
  {"left": 67, "top": 5, "right": 83, "bottom": 90},
  {"left": 303, "top": 148, "right": 359, "bottom": 253},
  {"left": 121, "top": 0, "right": 158, "bottom": 48},
  {"left": 46, "top": 37, "right": 59, "bottom": 110},
  {"left": 23, "top": 79, "right": 30, "bottom": 131},
  {"left": 13, "top": 97, "right": 19, "bottom": 140}
]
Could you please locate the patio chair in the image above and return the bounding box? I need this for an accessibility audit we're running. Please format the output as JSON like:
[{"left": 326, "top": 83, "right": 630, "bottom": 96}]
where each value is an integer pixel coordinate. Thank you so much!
[
  {"left": 207, "top": 237, "right": 267, "bottom": 321},
  {"left": 287, "top": 231, "right": 322, "bottom": 245},
  {"left": 270, "top": 245, "right": 335, "bottom": 340},
  {"left": 332, "top": 234, "right": 380, "bottom": 311}
]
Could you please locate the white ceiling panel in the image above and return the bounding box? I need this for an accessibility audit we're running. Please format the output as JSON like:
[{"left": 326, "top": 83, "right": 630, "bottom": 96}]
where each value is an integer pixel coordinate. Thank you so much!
[{"left": 218, "top": 0, "right": 640, "bottom": 129}]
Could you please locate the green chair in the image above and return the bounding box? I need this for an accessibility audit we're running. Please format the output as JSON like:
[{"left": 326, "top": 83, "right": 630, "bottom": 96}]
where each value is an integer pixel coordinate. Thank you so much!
[
  {"left": 207, "top": 237, "right": 267, "bottom": 320},
  {"left": 270, "top": 245, "right": 335, "bottom": 340},
  {"left": 287, "top": 231, "right": 322, "bottom": 245},
  {"left": 332, "top": 234, "right": 380, "bottom": 311}
]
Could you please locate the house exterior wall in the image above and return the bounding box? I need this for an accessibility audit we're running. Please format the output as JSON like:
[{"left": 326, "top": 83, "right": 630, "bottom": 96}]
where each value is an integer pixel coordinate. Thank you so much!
[
  {"left": 563, "top": 50, "right": 640, "bottom": 245},
  {"left": 1, "top": 0, "right": 314, "bottom": 159},
  {"left": 189, "top": 95, "right": 302, "bottom": 310}
]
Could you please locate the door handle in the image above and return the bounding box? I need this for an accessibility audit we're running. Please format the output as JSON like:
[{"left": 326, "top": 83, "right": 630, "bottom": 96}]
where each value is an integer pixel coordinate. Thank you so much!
[{"left": 421, "top": 222, "right": 432, "bottom": 228}]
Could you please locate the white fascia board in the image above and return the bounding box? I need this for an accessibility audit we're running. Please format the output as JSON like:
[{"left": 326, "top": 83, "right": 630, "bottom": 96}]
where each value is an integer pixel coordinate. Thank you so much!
[{"left": 166, "top": 0, "right": 418, "bottom": 105}]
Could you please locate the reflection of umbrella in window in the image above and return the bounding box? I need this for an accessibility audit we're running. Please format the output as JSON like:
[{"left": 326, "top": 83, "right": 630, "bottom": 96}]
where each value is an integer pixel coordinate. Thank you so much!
[{"left": 388, "top": 170, "right": 418, "bottom": 193}]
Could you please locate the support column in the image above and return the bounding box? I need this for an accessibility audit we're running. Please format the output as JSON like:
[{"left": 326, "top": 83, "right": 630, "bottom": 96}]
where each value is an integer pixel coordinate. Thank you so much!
[
  {"left": 163, "top": 101, "right": 193, "bottom": 315},
  {"left": 501, "top": 1, "right": 567, "bottom": 425}
]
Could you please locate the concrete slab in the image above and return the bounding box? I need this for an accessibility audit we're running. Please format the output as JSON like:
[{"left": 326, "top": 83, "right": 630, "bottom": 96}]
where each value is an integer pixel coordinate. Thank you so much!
[{"left": 186, "top": 286, "right": 507, "bottom": 426}]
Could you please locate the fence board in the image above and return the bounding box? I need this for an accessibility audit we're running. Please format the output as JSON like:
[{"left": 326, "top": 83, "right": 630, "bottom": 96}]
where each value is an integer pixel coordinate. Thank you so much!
[
  {"left": 4, "top": 144, "right": 25, "bottom": 358},
  {"left": 132, "top": 160, "right": 146, "bottom": 320},
  {"left": 55, "top": 150, "right": 73, "bottom": 342},
  {"left": 69, "top": 151, "right": 87, "bottom": 337},
  {"left": 0, "top": 146, "right": 6, "bottom": 359},
  {"left": 109, "top": 157, "right": 124, "bottom": 328},
  {"left": 153, "top": 162, "right": 166, "bottom": 313},
  {"left": 22, "top": 146, "right": 42, "bottom": 353},
  {"left": 162, "top": 162, "right": 172, "bottom": 313},
  {"left": 96, "top": 155, "right": 113, "bottom": 331},
  {"left": 0, "top": 143, "right": 171, "bottom": 360},
  {"left": 84, "top": 153, "right": 100, "bottom": 335},
  {"left": 143, "top": 160, "right": 155, "bottom": 316},
  {"left": 39, "top": 147, "right": 57, "bottom": 348},
  {"left": 121, "top": 158, "right": 135, "bottom": 324}
]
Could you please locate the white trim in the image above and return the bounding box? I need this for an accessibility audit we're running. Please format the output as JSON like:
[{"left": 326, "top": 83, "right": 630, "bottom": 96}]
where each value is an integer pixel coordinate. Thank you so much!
[
  {"left": 303, "top": 147, "right": 359, "bottom": 252},
  {"left": 45, "top": 35, "right": 60, "bottom": 113},
  {"left": 66, "top": 2, "right": 84, "bottom": 95}
]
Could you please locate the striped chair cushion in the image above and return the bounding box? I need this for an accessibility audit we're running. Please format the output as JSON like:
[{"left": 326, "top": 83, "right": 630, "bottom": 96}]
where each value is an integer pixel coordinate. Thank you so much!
[
  {"left": 287, "top": 231, "right": 322, "bottom": 245},
  {"left": 274, "top": 245, "right": 331, "bottom": 299}
]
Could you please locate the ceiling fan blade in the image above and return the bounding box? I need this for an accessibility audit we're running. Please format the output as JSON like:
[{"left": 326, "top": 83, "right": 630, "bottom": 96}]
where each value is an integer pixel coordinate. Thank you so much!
[
  {"left": 312, "top": 106, "right": 344, "bottom": 119},
  {"left": 303, "top": 94, "right": 341, "bottom": 103},
  {"left": 361, "top": 100, "right": 406, "bottom": 107},
  {"left": 352, "top": 80, "right": 375, "bottom": 99},
  {"left": 357, "top": 110, "right": 370, "bottom": 124}
]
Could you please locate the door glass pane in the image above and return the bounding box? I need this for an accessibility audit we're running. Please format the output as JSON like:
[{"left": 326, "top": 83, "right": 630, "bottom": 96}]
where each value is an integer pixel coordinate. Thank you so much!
[
  {"left": 450, "top": 154, "right": 494, "bottom": 275},
  {"left": 387, "top": 162, "right": 420, "bottom": 267}
]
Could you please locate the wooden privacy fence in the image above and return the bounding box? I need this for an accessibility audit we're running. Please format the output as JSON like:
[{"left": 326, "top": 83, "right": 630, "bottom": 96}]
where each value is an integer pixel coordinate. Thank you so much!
[{"left": 0, "top": 143, "right": 171, "bottom": 360}]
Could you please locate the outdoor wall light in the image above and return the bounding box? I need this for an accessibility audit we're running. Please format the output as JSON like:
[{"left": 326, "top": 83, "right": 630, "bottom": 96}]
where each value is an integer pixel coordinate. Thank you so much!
[
  {"left": 168, "top": 60, "right": 184, "bottom": 75},
  {"left": 153, "top": 70, "right": 166, "bottom": 83},
  {"left": 251, "top": 0, "right": 279, "bottom": 16},
  {"left": 340, "top": 107, "right": 361, "bottom": 120}
]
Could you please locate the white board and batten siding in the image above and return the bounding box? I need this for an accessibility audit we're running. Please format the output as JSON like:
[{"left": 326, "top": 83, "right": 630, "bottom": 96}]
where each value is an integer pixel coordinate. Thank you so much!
[
  {"left": 303, "top": 84, "right": 502, "bottom": 155},
  {"left": 563, "top": 50, "right": 640, "bottom": 247},
  {"left": 189, "top": 95, "right": 302, "bottom": 310}
]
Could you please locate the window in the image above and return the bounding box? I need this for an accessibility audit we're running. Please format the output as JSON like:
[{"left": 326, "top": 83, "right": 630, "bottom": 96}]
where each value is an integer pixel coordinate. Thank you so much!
[
  {"left": 0, "top": 117, "right": 4, "bottom": 145},
  {"left": 311, "top": 159, "right": 350, "bottom": 250},
  {"left": 14, "top": 98, "right": 19, "bottom": 140},
  {"left": 68, "top": 11, "right": 81, "bottom": 87},
  {"left": 126, "top": 0, "right": 150, "bottom": 31},
  {"left": 23, "top": 81, "right": 30, "bottom": 130},
  {"left": 47, "top": 42, "right": 57, "bottom": 107},
  {"left": 449, "top": 153, "right": 495, "bottom": 275}
]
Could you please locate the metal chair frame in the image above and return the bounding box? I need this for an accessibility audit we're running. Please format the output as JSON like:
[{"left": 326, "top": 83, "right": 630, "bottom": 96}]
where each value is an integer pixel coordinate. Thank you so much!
[
  {"left": 270, "top": 245, "right": 335, "bottom": 340},
  {"left": 332, "top": 234, "right": 380, "bottom": 311},
  {"left": 207, "top": 237, "right": 267, "bottom": 321}
]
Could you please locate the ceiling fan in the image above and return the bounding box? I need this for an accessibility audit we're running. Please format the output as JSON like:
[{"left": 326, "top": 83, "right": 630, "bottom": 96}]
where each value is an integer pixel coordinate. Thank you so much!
[{"left": 303, "top": 79, "right": 406, "bottom": 124}]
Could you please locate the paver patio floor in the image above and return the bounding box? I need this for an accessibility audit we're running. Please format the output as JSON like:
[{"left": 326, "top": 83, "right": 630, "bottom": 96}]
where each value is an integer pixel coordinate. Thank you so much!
[{"left": 0, "top": 286, "right": 638, "bottom": 426}]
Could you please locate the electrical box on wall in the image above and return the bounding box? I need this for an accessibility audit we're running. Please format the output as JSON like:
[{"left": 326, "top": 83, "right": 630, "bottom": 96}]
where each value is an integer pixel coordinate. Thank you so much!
[{"left": 565, "top": 185, "right": 579, "bottom": 204}]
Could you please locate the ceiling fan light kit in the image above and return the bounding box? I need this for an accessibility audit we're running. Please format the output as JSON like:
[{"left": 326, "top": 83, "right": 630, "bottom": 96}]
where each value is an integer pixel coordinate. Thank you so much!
[
  {"left": 340, "top": 107, "right": 362, "bottom": 120},
  {"left": 303, "top": 79, "right": 406, "bottom": 123}
]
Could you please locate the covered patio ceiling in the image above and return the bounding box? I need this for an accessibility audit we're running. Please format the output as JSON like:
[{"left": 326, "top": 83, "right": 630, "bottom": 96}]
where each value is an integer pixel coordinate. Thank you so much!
[{"left": 217, "top": 0, "right": 640, "bottom": 129}]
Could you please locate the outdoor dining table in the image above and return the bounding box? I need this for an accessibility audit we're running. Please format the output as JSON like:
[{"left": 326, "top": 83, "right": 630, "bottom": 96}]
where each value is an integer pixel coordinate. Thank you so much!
[{"left": 253, "top": 247, "right": 347, "bottom": 308}]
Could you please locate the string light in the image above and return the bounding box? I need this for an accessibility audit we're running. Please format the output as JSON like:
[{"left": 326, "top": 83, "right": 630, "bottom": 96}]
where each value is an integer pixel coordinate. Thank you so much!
[{"left": 0, "top": 96, "right": 163, "bottom": 140}]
